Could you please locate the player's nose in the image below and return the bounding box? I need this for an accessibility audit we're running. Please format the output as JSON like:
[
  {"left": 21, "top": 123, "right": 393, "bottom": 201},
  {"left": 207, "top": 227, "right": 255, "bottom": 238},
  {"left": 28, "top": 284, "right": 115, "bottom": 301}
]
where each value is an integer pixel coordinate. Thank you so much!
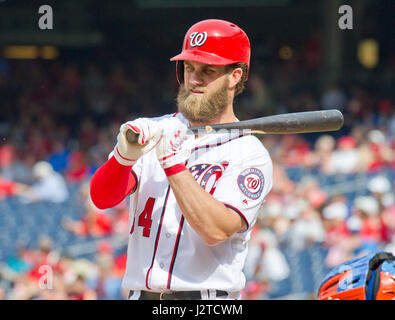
[{"left": 188, "top": 71, "right": 204, "bottom": 87}]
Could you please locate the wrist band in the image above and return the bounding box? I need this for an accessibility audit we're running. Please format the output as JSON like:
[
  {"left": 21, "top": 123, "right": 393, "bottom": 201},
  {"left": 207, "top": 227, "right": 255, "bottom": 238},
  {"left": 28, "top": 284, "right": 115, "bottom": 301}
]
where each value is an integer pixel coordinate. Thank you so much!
[
  {"left": 113, "top": 146, "right": 137, "bottom": 167},
  {"left": 164, "top": 164, "right": 188, "bottom": 177}
]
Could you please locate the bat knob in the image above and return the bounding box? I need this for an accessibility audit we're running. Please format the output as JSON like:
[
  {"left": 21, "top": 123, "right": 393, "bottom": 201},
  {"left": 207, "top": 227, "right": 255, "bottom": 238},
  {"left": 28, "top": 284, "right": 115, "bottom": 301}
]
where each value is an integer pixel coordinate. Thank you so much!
[{"left": 126, "top": 129, "right": 139, "bottom": 144}]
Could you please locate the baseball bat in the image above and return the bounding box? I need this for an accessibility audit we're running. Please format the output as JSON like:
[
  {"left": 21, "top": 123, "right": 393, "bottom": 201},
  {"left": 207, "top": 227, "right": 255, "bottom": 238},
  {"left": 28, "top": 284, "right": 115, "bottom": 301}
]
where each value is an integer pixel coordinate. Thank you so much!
[{"left": 125, "top": 109, "right": 344, "bottom": 144}]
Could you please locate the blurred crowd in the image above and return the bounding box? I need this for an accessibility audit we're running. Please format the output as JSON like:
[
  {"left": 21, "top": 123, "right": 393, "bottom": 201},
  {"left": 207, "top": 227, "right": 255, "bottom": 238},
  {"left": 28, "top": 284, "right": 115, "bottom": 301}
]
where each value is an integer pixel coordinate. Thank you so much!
[
  {"left": 0, "top": 177, "right": 131, "bottom": 300},
  {"left": 0, "top": 236, "right": 129, "bottom": 300},
  {"left": 0, "top": 50, "right": 394, "bottom": 299}
]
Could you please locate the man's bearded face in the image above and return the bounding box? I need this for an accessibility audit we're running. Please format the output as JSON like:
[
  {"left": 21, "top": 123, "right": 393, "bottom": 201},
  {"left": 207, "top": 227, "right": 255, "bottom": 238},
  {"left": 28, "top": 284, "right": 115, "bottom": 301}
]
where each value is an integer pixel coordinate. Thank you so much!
[{"left": 177, "top": 76, "right": 229, "bottom": 124}]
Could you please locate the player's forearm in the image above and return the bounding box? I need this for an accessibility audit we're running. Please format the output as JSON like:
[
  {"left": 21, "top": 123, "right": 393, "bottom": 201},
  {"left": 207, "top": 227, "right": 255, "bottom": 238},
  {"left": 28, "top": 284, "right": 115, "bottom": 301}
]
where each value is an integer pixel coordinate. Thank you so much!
[
  {"left": 90, "top": 156, "right": 137, "bottom": 209},
  {"left": 167, "top": 170, "right": 243, "bottom": 246}
]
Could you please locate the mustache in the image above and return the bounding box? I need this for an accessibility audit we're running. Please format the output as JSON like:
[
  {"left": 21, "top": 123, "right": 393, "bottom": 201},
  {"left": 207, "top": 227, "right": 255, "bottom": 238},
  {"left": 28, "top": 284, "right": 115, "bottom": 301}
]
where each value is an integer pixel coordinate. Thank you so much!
[{"left": 188, "top": 86, "right": 205, "bottom": 92}]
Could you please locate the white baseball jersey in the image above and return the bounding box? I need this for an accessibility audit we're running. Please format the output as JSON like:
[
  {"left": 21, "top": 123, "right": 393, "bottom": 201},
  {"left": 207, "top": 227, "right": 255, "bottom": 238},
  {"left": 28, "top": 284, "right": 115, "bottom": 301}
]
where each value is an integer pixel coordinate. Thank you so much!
[{"left": 120, "top": 112, "right": 273, "bottom": 295}]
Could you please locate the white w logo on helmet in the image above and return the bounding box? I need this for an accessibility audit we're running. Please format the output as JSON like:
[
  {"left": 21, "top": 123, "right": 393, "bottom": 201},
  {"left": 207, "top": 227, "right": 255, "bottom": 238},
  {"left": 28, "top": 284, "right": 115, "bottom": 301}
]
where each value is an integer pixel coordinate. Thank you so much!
[{"left": 189, "top": 32, "right": 208, "bottom": 47}]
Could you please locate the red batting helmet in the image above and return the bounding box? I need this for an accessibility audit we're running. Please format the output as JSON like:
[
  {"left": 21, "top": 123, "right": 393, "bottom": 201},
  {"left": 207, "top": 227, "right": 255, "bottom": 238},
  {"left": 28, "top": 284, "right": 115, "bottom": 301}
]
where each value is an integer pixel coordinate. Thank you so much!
[{"left": 170, "top": 19, "right": 251, "bottom": 84}]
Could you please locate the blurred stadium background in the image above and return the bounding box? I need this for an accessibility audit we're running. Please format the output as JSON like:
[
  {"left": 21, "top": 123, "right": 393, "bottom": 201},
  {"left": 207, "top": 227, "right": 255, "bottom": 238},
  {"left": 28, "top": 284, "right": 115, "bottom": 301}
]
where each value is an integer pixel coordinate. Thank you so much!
[{"left": 0, "top": 0, "right": 394, "bottom": 300}]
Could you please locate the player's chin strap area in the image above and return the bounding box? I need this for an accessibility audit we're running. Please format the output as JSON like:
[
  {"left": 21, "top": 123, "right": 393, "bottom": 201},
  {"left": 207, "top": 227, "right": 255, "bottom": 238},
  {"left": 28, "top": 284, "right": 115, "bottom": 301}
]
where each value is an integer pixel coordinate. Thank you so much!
[{"left": 128, "top": 290, "right": 229, "bottom": 300}]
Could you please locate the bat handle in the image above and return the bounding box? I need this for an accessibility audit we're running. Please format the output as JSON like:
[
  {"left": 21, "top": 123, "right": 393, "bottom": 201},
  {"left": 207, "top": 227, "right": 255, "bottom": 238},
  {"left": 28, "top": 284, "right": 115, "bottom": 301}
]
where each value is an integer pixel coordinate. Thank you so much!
[{"left": 126, "top": 129, "right": 140, "bottom": 144}]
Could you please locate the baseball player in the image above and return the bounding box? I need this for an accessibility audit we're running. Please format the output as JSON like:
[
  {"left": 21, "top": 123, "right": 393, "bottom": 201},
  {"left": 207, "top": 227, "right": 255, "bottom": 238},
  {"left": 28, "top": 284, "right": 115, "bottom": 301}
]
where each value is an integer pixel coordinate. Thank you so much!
[{"left": 90, "top": 19, "right": 273, "bottom": 300}]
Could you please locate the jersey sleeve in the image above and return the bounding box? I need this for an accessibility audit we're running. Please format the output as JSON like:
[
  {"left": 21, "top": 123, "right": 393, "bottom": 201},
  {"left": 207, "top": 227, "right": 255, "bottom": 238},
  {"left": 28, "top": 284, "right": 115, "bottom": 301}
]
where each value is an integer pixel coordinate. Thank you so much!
[{"left": 212, "top": 137, "right": 273, "bottom": 231}]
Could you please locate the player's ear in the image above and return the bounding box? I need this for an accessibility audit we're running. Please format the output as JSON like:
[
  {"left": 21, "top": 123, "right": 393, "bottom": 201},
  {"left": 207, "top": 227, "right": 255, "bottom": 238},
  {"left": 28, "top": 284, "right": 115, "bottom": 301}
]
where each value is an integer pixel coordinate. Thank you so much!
[{"left": 227, "top": 67, "right": 243, "bottom": 91}]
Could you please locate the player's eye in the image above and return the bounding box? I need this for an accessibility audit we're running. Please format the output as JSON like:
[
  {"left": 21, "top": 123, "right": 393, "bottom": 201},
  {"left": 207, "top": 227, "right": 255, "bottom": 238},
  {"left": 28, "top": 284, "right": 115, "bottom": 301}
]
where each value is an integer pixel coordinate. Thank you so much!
[{"left": 185, "top": 65, "right": 193, "bottom": 72}]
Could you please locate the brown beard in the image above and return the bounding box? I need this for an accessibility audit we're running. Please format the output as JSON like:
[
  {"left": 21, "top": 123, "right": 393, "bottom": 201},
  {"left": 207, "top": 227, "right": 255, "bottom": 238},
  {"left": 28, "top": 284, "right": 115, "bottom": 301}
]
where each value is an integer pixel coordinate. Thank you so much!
[{"left": 176, "top": 77, "right": 229, "bottom": 124}]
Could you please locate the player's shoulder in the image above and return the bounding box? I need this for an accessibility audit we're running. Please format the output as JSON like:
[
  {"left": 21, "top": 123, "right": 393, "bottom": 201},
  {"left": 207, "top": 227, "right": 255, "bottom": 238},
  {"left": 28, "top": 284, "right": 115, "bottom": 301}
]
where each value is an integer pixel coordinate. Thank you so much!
[
  {"left": 230, "top": 134, "right": 272, "bottom": 164},
  {"left": 237, "top": 134, "right": 269, "bottom": 153}
]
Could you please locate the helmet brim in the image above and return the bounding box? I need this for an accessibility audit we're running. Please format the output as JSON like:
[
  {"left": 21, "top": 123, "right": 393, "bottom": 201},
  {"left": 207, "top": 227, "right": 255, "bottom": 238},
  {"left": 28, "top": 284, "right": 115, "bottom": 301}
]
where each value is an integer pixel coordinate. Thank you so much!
[{"left": 170, "top": 50, "right": 237, "bottom": 66}]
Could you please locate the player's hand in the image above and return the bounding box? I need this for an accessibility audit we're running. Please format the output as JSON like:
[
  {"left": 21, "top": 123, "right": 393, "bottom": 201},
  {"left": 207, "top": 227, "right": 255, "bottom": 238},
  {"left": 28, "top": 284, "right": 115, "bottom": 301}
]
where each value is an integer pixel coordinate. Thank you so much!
[
  {"left": 155, "top": 117, "right": 194, "bottom": 176},
  {"left": 113, "top": 119, "right": 163, "bottom": 166}
]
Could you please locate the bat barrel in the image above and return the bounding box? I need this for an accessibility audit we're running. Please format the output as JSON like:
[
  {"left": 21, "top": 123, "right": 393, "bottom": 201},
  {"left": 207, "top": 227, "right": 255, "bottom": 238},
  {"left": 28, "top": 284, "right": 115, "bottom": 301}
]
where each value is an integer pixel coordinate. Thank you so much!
[
  {"left": 190, "top": 109, "right": 344, "bottom": 134},
  {"left": 254, "top": 109, "right": 344, "bottom": 134}
]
